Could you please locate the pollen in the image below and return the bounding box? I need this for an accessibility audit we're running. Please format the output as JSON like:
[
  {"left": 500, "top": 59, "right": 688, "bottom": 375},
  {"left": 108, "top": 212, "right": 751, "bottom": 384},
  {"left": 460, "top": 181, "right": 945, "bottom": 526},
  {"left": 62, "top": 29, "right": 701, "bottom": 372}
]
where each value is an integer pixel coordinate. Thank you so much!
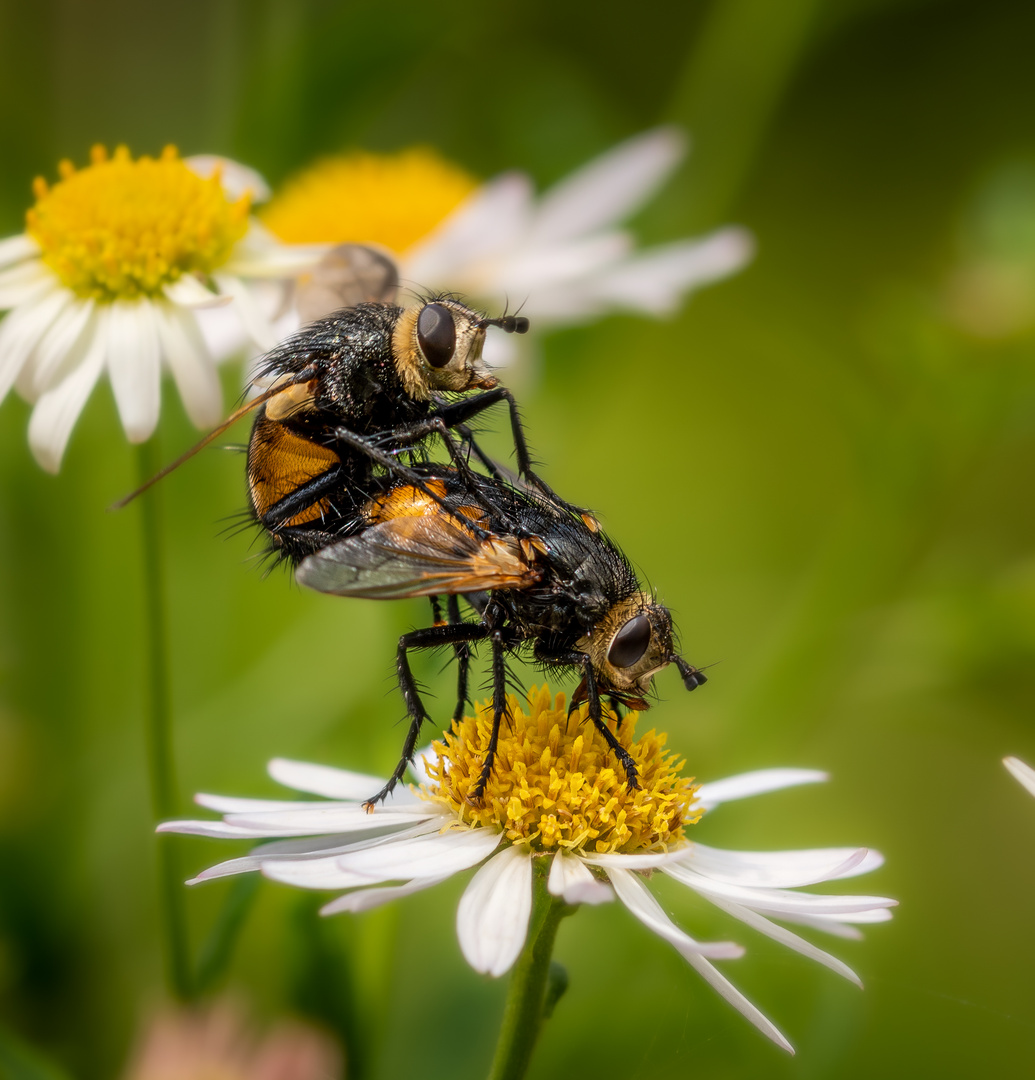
[
  {"left": 423, "top": 685, "right": 702, "bottom": 856},
  {"left": 26, "top": 145, "right": 251, "bottom": 302},
  {"left": 260, "top": 147, "right": 477, "bottom": 253}
]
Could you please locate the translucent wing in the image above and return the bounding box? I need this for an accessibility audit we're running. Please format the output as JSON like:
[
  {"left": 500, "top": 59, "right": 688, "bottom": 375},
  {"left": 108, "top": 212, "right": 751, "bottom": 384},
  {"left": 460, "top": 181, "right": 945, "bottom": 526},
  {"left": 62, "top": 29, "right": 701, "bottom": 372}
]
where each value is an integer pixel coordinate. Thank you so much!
[
  {"left": 296, "top": 515, "right": 540, "bottom": 599},
  {"left": 295, "top": 243, "right": 399, "bottom": 323}
]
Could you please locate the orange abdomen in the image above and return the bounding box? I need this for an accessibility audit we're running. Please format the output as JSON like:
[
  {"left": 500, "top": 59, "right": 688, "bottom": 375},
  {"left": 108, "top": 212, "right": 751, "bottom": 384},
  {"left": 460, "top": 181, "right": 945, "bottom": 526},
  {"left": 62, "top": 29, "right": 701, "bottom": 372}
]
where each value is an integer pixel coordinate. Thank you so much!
[{"left": 248, "top": 412, "right": 340, "bottom": 527}]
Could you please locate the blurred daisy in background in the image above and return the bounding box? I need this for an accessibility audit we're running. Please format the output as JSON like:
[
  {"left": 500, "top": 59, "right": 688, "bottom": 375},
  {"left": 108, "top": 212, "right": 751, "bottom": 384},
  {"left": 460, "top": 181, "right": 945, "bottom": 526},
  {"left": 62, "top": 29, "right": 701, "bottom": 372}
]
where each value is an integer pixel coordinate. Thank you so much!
[
  {"left": 252, "top": 128, "right": 753, "bottom": 366},
  {"left": 121, "top": 998, "right": 341, "bottom": 1080},
  {"left": 1004, "top": 756, "right": 1035, "bottom": 797},
  {"left": 0, "top": 145, "right": 324, "bottom": 471},
  {"left": 162, "top": 687, "right": 894, "bottom": 1055}
]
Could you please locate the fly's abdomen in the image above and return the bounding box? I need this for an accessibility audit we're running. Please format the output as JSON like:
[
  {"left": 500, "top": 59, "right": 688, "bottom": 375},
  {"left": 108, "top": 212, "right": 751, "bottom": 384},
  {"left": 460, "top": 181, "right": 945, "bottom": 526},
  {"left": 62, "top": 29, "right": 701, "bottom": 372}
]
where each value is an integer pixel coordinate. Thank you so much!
[{"left": 247, "top": 411, "right": 340, "bottom": 527}]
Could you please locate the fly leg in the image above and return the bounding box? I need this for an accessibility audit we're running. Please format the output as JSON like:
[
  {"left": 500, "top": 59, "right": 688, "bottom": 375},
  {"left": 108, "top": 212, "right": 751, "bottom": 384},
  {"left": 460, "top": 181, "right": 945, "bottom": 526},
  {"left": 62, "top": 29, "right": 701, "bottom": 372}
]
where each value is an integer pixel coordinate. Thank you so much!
[
  {"left": 370, "top": 412, "right": 512, "bottom": 515},
  {"left": 469, "top": 627, "right": 511, "bottom": 800},
  {"left": 564, "top": 655, "right": 640, "bottom": 790},
  {"left": 262, "top": 462, "right": 349, "bottom": 527},
  {"left": 332, "top": 426, "right": 491, "bottom": 540},
  {"left": 425, "top": 390, "right": 587, "bottom": 516},
  {"left": 363, "top": 620, "right": 489, "bottom": 810},
  {"left": 606, "top": 696, "right": 625, "bottom": 721},
  {"left": 447, "top": 595, "right": 472, "bottom": 724}
]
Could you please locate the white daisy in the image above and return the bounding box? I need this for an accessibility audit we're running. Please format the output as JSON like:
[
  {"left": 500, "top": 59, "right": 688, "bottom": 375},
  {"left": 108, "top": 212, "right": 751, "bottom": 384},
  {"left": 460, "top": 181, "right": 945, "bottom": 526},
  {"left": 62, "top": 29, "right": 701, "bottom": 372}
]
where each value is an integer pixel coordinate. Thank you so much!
[
  {"left": 1004, "top": 756, "right": 1035, "bottom": 797},
  {"left": 256, "top": 130, "right": 753, "bottom": 366},
  {"left": 0, "top": 145, "right": 325, "bottom": 471},
  {"left": 161, "top": 687, "right": 894, "bottom": 1054}
]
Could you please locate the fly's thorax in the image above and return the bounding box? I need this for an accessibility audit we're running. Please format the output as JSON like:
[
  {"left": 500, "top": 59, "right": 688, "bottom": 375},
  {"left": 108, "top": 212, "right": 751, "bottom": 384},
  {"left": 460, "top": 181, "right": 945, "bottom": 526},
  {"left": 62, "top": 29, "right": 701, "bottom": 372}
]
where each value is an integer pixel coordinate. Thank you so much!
[
  {"left": 578, "top": 594, "right": 675, "bottom": 696},
  {"left": 268, "top": 302, "right": 405, "bottom": 417},
  {"left": 391, "top": 298, "right": 498, "bottom": 400}
]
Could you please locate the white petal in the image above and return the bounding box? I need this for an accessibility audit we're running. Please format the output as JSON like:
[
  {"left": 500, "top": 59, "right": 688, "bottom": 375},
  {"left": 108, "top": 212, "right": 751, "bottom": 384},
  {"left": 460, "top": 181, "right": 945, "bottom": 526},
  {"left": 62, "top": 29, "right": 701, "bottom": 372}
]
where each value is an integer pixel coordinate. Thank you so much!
[
  {"left": 707, "top": 897, "right": 861, "bottom": 987},
  {"left": 683, "top": 844, "right": 874, "bottom": 889},
  {"left": 107, "top": 299, "right": 161, "bottom": 442},
  {"left": 213, "top": 273, "right": 278, "bottom": 352},
  {"left": 223, "top": 805, "right": 438, "bottom": 835},
  {"left": 580, "top": 846, "right": 697, "bottom": 871},
  {"left": 152, "top": 304, "right": 223, "bottom": 428},
  {"left": 192, "top": 305, "right": 245, "bottom": 368},
  {"left": 334, "top": 825, "right": 502, "bottom": 880},
  {"left": 779, "top": 914, "right": 864, "bottom": 941},
  {"left": 185, "top": 155, "right": 272, "bottom": 202},
  {"left": 27, "top": 297, "right": 95, "bottom": 394},
  {"left": 781, "top": 908, "right": 893, "bottom": 936},
  {"left": 548, "top": 852, "right": 613, "bottom": 906},
  {"left": 262, "top": 859, "right": 396, "bottom": 890},
  {"left": 696, "top": 769, "right": 828, "bottom": 810},
  {"left": 0, "top": 259, "right": 53, "bottom": 307},
  {"left": 186, "top": 834, "right": 385, "bottom": 883},
  {"left": 194, "top": 794, "right": 313, "bottom": 814},
  {"left": 456, "top": 846, "right": 533, "bottom": 976},
  {"left": 610, "top": 871, "right": 792, "bottom": 1053},
  {"left": 0, "top": 283, "right": 69, "bottom": 405},
  {"left": 830, "top": 849, "right": 885, "bottom": 879},
  {"left": 257, "top": 821, "right": 451, "bottom": 889},
  {"left": 480, "top": 332, "right": 520, "bottom": 369},
  {"left": 1005, "top": 756, "right": 1035, "bottom": 797},
  {"left": 586, "top": 228, "right": 755, "bottom": 314},
  {"left": 158, "top": 818, "right": 278, "bottom": 841},
  {"left": 405, "top": 172, "right": 534, "bottom": 285},
  {"left": 196, "top": 794, "right": 428, "bottom": 822},
  {"left": 495, "top": 233, "right": 632, "bottom": 296},
  {"left": 163, "top": 274, "right": 234, "bottom": 308},
  {"left": 0, "top": 233, "right": 40, "bottom": 269},
  {"left": 608, "top": 868, "right": 743, "bottom": 961},
  {"left": 665, "top": 864, "right": 897, "bottom": 918},
  {"left": 222, "top": 226, "right": 327, "bottom": 278},
  {"left": 269, "top": 757, "right": 420, "bottom": 804},
  {"left": 320, "top": 876, "right": 451, "bottom": 915},
  {"left": 811, "top": 907, "right": 895, "bottom": 925},
  {"left": 529, "top": 127, "right": 687, "bottom": 244},
  {"left": 27, "top": 312, "right": 106, "bottom": 472}
]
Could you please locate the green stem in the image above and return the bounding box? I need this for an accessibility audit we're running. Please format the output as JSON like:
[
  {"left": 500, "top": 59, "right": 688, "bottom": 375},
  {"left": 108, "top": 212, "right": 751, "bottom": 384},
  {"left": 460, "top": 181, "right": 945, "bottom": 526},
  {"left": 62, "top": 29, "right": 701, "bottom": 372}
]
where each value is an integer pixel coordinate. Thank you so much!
[
  {"left": 486, "top": 862, "right": 570, "bottom": 1080},
  {"left": 136, "top": 439, "right": 192, "bottom": 1000}
]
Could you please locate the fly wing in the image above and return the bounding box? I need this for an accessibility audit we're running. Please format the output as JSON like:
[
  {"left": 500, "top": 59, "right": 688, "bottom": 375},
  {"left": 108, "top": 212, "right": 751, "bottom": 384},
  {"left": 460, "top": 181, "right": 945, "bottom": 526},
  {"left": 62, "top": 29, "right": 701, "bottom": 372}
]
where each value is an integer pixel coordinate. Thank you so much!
[
  {"left": 295, "top": 243, "right": 399, "bottom": 323},
  {"left": 295, "top": 515, "right": 539, "bottom": 599}
]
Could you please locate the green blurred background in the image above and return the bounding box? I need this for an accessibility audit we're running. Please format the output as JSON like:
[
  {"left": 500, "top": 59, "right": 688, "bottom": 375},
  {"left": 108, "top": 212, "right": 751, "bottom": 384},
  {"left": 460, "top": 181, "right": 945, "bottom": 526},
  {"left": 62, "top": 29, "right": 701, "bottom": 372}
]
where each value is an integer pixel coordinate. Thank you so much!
[{"left": 1, "top": 0, "right": 1034, "bottom": 1076}]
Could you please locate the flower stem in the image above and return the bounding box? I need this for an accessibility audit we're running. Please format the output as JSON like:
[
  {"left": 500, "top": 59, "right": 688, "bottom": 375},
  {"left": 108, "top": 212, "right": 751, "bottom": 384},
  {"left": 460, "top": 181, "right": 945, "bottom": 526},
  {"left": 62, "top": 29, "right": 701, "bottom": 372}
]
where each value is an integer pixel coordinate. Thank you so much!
[
  {"left": 486, "top": 861, "right": 570, "bottom": 1080},
  {"left": 136, "top": 438, "right": 192, "bottom": 1000}
]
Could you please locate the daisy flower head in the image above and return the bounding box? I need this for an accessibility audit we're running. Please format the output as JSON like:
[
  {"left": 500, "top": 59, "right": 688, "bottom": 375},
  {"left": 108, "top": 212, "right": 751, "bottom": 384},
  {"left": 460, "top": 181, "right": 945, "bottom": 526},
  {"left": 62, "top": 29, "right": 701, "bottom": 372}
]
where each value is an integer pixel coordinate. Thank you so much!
[
  {"left": 1004, "top": 756, "right": 1035, "bottom": 798},
  {"left": 259, "top": 129, "right": 754, "bottom": 366},
  {"left": 162, "top": 686, "right": 894, "bottom": 1054},
  {"left": 0, "top": 145, "right": 324, "bottom": 471}
]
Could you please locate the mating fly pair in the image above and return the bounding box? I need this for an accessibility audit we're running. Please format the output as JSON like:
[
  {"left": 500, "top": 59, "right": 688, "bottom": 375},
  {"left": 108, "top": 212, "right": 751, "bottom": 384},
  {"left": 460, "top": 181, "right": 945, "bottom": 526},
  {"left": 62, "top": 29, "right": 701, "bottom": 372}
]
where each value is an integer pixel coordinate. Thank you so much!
[{"left": 120, "top": 245, "right": 707, "bottom": 805}]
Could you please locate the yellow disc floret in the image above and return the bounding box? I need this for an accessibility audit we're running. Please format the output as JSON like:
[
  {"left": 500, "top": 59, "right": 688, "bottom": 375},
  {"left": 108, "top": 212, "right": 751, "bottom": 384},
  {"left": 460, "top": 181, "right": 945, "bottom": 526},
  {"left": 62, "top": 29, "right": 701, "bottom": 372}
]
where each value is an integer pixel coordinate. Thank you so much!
[
  {"left": 260, "top": 147, "right": 477, "bottom": 252},
  {"left": 26, "top": 145, "right": 251, "bottom": 302},
  {"left": 424, "top": 685, "right": 702, "bottom": 856}
]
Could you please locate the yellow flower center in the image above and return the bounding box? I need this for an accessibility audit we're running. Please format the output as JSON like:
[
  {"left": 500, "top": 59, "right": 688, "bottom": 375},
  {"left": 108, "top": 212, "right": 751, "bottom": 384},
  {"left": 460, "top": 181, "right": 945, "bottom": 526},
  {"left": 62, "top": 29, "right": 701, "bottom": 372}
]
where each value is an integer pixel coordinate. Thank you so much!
[
  {"left": 260, "top": 148, "right": 477, "bottom": 252},
  {"left": 26, "top": 145, "right": 251, "bottom": 302},
  {"left": 423, "top": 685, "right": 701, "bottom": 855}
]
